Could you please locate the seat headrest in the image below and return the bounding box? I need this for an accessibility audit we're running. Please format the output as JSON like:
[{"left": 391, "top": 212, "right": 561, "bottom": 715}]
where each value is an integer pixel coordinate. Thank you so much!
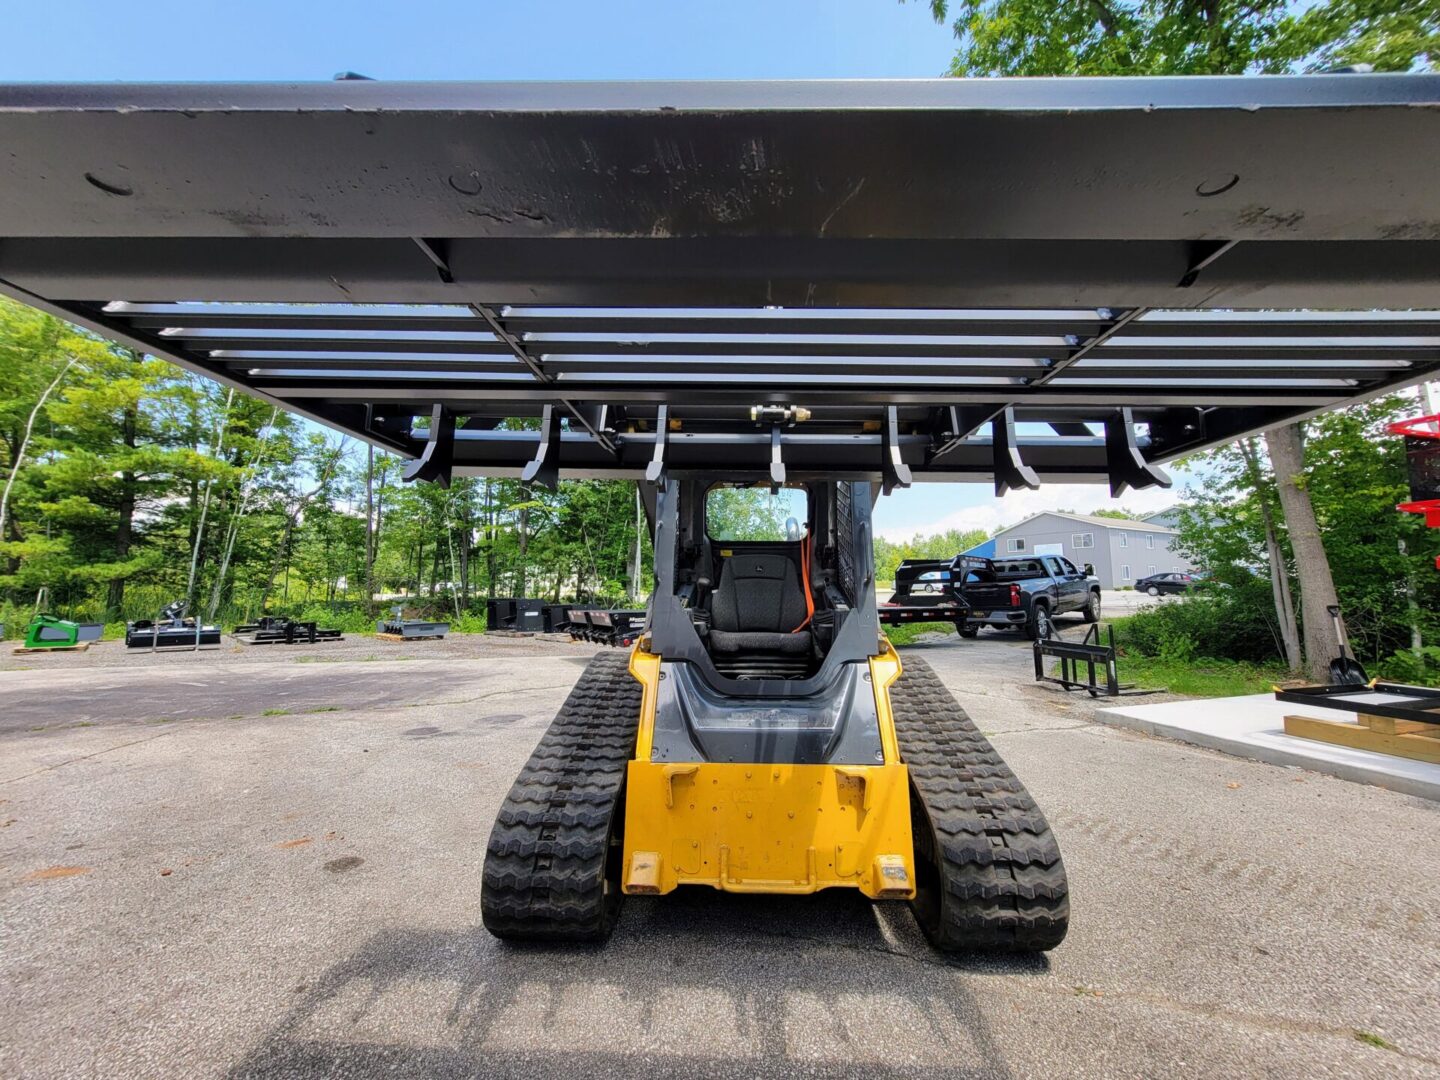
[{"left": 723, "top": 553, "right": 792, "bottom": 581}]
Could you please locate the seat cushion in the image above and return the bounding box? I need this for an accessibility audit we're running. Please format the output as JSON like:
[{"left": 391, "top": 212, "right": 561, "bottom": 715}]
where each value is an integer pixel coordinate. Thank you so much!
[
  {"left": 711, "top": 552, "right": 808, "bottom": 633},
  {"left": 709, "top": 629, "right": 813, "bottom": 655}
]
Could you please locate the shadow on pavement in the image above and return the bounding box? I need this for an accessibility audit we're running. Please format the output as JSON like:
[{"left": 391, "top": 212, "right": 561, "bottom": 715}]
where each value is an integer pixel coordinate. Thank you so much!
[{"left": 229, "top": 889, "right": 1048, "bottom": 1079}]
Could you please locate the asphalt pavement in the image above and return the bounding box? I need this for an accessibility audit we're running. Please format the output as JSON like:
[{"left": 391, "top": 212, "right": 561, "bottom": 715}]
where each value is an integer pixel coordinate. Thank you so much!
[{"left": 1, "top": 632, "right": 1437, "bottom": 1078}]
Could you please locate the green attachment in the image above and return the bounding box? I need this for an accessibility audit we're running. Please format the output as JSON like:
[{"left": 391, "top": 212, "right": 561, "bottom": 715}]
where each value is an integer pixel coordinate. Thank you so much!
[{"left": 23, "top": 613, "right": 103, "bottom": 649}]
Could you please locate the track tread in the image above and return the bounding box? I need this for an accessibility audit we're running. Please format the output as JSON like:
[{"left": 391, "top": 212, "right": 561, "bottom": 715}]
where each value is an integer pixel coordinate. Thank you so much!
[
  {"left": 892, "top": 656, "right": 1070, "bottom": 952},
  {"left": 481, "top": 651, "right": 639, "bottom": 942}
]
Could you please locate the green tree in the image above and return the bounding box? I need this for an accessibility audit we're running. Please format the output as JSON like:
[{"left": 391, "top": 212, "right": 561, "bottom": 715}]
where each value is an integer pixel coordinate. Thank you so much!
[
  {"left": 1173, "top": 394, "right": 1440, "bottom": 677},
  {"left": 923, "top": 0, "right": 1437, "bottom": 76},
  {"left": 915, "top": 0, "right": 1438, "bottom": 676},
  {"left": 705, "top": 486, "right": 805, "bottom": 541},
  {"left": 874, "top": 526, "right": 989, "bottom": 582},
  {"left": 0, "top": 301, "right": 113, "bottom": 577}
]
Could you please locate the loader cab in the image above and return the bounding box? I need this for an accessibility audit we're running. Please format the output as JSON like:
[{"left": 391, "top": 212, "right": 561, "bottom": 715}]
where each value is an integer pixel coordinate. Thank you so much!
[
  {"left": 698, "top": 483, "right": 816, "bottom": 679},
  {"left": 644, "top": 475, "right": 882, "bottom": 699}
]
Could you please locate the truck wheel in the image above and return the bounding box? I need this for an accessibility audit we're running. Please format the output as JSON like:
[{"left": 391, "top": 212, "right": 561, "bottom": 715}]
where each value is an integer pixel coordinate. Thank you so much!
[
  {"left": 1027, "top": 604, "right": 1051, "bottom": 641},
  {"left": 958, "top": 623, "right": 979, "bottom": 639},
  {"left": 1083, "top": 591, "right": 1101, "bottom": 623}
]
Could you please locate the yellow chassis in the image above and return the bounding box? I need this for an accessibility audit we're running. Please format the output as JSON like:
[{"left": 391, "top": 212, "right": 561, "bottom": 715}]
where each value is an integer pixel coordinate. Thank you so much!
[{"left": 621, "top": 643, "right": 915, "bottom": 899}]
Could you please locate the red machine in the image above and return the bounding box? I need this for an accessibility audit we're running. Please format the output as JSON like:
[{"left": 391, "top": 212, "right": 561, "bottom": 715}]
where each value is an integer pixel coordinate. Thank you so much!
[{"left": 1388, "top": 412, "right": 1440, "bottom": 565}]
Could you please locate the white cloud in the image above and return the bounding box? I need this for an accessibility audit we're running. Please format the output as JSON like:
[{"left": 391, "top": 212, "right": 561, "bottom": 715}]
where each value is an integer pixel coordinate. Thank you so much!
[{"left": 875, "top": 476, "right": 1193, "bottom": 542}]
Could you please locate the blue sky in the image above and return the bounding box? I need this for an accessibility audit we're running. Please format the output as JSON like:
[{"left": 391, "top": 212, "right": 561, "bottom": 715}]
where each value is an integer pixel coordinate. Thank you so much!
[
  {"left": 3, "top": 1, "right": 959, "bottom": 81},
  {"left": 3, "top": 0, "right": 1194, "bottom": 536}
]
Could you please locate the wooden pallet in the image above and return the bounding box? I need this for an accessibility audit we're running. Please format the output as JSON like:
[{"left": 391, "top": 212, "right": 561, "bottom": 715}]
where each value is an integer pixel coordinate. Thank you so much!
[
  {"left": 1284, "top": 711, "right": 1440, "bottom": 765},
  {"left": 13, "top": 642, "right": 91, "bottom": 654},
  {"left": 374, "top": 632, "right": 446, "bottom": 642}
]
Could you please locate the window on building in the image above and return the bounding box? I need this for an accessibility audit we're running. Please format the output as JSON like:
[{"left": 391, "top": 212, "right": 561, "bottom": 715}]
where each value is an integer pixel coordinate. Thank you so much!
[
  {"left": 1005, "top": 538, "right": 1026, "bottom": 553},
  {"left": 1118, "top": 533, "right": 1128, "bottom": 548},
  {"left": 1071, "top": 533, "right": 1094, "bottom": 549},
  {"left": 1148, "top": 565, "right": 1156, "bottom": 576},
  {"left": 1121, "top": 564, "right": 1131, "bottom": 581},
  {"left": 1146, "top": 534, "right": 1155, "bottom": 549}
]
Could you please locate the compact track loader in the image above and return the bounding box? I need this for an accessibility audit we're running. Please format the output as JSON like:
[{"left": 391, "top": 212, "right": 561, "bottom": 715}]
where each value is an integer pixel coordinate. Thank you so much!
[
  {"left": 480, "top": 477, "right": 1068, "bottom": 949},
  {"left": 2, "top": 73, "right": 1437, "bottom": 952}
]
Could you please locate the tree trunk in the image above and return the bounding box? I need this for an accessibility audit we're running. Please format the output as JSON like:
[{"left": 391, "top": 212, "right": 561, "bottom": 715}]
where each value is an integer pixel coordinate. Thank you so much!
[
  {"left": 483, "top": 478, "right": 496, "bottom": 599},
  {"left": 1399, "top": 537, "right": 1423, "bottom": 663},
  {"left": 370, "top": 457, "right": 387, "bottom": 603},
  {"left": 106, "top": 403, "right": 139, "bottom": 618},
  {"left": 363, "top": 444, "right": 375, "bottom": 605},
  {"left": 1239, "top": 438, "right": 1300, "bottom": 671},
  {"left": 516, "top": 495, "right": 530, "bottom": 598},
  {"left": 106, "top": 480, "right": 135, "bottom": 617},
  {"left": 1261, "top": 509, "right": 1301, "bottom": 672},
  {"left": 4, "top": 421, "right": 24, "bottom": 574},
  {"left": 1264, "top": 423, "right": 1341, "bottom": 681},
  {"left": 630, "top": 485, "right": 645, "bottom": 602},
  {"left": 459, "top": 524, "right": 470, "bottom": 603}
]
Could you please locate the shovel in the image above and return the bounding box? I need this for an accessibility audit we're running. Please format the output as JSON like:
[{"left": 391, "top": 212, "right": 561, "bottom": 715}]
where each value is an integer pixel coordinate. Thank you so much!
[{"left": 1326, "top": 604, "right": 1369, "bottom": 686}]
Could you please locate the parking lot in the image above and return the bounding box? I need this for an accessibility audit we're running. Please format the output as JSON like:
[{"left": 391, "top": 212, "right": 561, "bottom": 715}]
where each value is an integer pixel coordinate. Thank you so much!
[{"left": 2, "top": 631, "right": 1438, "bottom": 1078}]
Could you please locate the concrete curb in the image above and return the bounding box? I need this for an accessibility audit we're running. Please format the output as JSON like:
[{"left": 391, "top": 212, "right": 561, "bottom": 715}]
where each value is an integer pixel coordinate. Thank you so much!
[{"left": 1096, "top": 693, "right": 1440, "bottom": 802}]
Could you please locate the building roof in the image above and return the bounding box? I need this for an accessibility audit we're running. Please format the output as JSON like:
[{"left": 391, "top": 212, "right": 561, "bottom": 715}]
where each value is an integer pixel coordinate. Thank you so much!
[
  {"left": 1142, "top": 506, "right": 1181, "bottom": 522},
  {"left": 993, "top": 510, "right": 1176, "bottom": 536}
]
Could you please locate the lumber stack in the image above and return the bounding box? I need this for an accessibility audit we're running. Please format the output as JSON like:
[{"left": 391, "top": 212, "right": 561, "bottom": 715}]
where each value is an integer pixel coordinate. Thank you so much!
[{"left": 1283, "top": 711, "right": 1440, "bottom": 764}]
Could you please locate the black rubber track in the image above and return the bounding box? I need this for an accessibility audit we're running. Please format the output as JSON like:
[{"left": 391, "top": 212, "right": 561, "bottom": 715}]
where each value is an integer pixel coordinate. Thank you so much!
[
  {"left": 891, "top": 656, "right": 1070, "bottom": 952},
  {"left": 481, "top": 651, "right": 640, "bottom": 942}
]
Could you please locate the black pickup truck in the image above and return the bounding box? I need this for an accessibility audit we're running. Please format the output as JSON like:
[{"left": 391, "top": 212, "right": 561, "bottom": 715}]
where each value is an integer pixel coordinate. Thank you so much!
[{"left": 881, "top": 553, "right": 1101, "bottom": 641}]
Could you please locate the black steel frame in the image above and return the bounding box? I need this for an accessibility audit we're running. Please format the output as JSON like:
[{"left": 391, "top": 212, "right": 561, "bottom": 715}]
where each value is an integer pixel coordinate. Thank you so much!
[
  {"left": 1033, "top": 624, "right": 1148, "bottom": 699},
  {"left": 1274, "top": 682, "right": 1440, "bottom": 727},
  {"left": 2, "top": 76, "right": 1439, "bottom": 486}
]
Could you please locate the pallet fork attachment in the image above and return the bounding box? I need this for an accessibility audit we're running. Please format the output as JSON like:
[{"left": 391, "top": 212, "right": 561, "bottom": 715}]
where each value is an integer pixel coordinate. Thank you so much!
[{"left": 4, "top": 73, "right": 1438, "bottom": 953}]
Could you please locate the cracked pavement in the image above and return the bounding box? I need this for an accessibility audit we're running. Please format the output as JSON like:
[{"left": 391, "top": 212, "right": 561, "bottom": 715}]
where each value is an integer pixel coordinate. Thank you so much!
[{"left": 1, "top": 633, "right": 1438, "bottom": 1078}]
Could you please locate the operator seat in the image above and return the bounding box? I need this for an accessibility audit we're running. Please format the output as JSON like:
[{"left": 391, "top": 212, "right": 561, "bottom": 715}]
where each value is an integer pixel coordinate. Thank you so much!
[{"left": 708, "top": 552, "right": 812, "bottom": 655}]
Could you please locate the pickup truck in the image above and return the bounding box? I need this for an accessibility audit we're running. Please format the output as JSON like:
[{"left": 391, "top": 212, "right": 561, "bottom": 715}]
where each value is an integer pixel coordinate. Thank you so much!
[
  {"left": 958, "top": 555, "right": 1101, "bottom": 639},
  {"left": 881, "top": 553, "right": 1100, "bottom": 641}
]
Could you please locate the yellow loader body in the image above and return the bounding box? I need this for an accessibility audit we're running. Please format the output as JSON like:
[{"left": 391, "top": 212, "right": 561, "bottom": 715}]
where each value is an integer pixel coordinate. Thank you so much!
[{"left": 621, "top": 643, "right": 915, "bottom": 899}]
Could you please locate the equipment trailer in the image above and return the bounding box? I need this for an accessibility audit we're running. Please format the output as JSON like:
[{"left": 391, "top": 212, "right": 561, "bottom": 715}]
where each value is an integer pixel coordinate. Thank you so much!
[{"left": 3, "top": 74, "right": 1438, "bottom": 952}]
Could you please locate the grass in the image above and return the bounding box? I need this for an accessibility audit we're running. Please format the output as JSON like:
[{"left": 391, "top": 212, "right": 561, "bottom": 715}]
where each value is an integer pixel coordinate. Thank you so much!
[
  {"left": 261, "top": 707, "right": 292, "bottom": 717},
  {"left": 877, "top": 614, "right": 1287, "bottom": 698},
  {"left": 1112, "top": 655, "right": 1292, "bottom": 698},
  {"left": 884, "top": 622, "right": 957, "bottom": 647},
  {"left": 1353, "top": 1030, "right": 1397, "bottom": 1051}
]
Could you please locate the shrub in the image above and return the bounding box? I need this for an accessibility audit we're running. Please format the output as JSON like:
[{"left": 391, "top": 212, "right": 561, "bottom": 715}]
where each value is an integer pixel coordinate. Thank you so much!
[
  {"left": 1113, "top": 580, "right": 1282, "bottom": 664},
  {"left": 1374, "top": 646, "right": 1440, "bottom": 686},
  {"left": 450, "top": 612, "right": 488, "bottom": 634}
]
